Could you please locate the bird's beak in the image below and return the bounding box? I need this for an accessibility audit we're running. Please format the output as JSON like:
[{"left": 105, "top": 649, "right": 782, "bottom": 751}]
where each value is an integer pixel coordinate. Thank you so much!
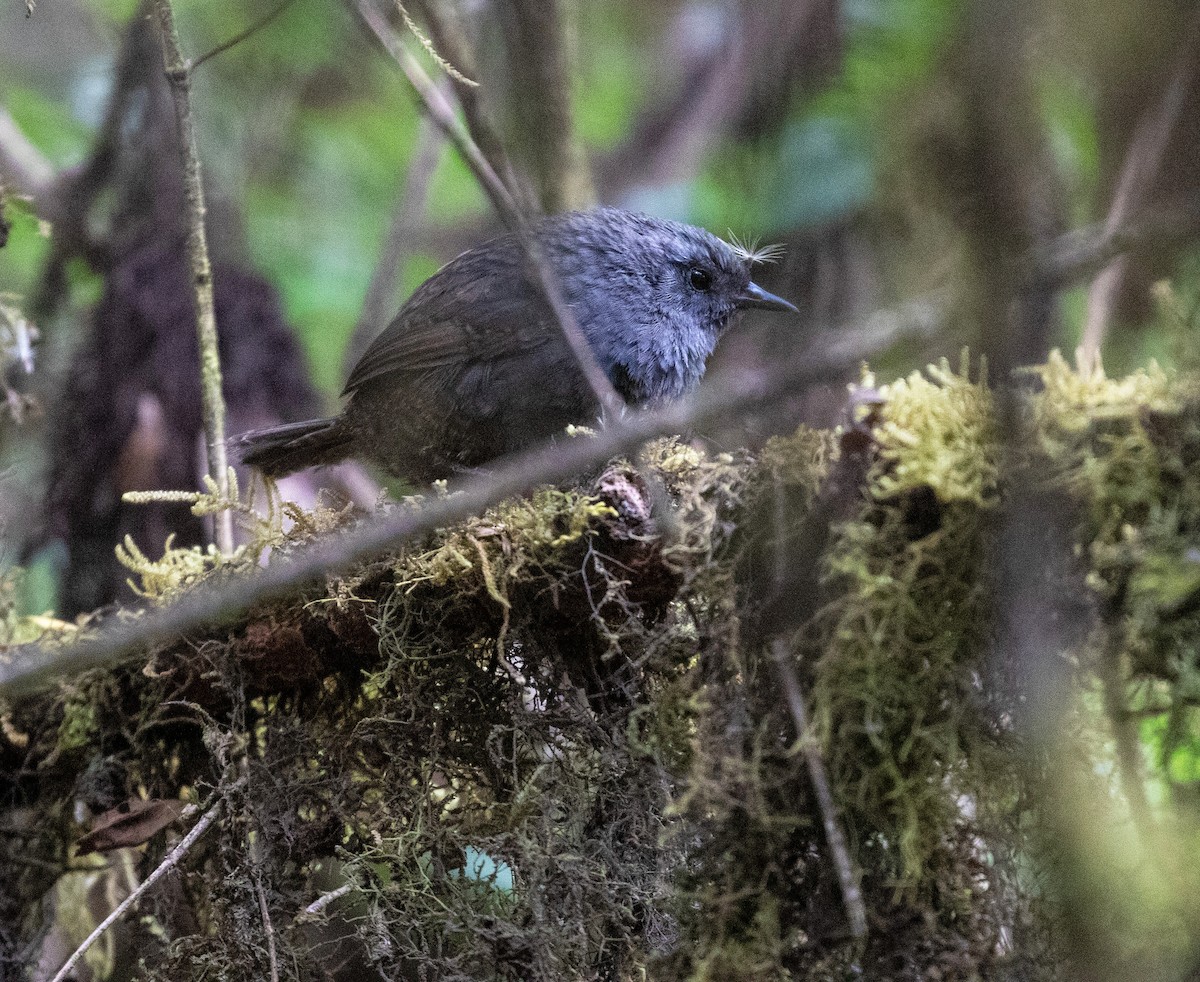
[{"left": 735, "top": 281, "right": 799, "bottom": 314}]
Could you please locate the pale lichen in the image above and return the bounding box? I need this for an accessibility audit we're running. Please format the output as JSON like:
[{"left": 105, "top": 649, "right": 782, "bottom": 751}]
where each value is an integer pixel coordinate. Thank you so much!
[
  {"left": 813, "top": 353, "right": 1004, "bottom": 889},
  {"left": 117, "top": 469, "right": 354, "bottom": 601}
]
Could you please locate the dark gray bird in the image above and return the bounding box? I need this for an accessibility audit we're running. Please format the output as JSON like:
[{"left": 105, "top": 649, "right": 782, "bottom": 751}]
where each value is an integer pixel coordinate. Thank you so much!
[{"left": 237, "top": 207, "right": 797, "bottom": 482}]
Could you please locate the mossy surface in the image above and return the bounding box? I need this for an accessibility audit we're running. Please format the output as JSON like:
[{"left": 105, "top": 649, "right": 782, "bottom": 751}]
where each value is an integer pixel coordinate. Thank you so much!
[
  {"left": 4, "top": 358, "right": 1200, "bottom": 979},
  {"left": 814, "top": 356, "right": 1002, "bottom": 890}
]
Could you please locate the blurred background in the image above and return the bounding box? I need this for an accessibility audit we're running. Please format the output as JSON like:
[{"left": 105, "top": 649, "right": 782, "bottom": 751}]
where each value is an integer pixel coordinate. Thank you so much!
[{"left": 0, "top": 0, "right": 1197, "bottom": 614}]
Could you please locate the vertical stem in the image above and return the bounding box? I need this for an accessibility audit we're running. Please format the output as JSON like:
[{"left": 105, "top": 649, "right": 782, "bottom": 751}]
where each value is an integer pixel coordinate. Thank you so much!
[
  {"left": 499, "top": 0, "right": 594, "bottom": 212},
  {"left": 153, "top": 0, "right": 234, "bottom": 554}
]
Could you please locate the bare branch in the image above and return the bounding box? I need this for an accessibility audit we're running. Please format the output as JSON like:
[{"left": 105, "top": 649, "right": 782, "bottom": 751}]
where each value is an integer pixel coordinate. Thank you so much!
[
  {"left": 357, "top": 0, "right": 522, "bottom": 228},
  {"left": 189, "top": 0, "right": 299, "bottom": 72},
  {"left": 47, "top": 800, "right": 221, "bottom": 982},
  {"left": 408, "top": 0, "right": 523, "bottom": 209},
  {"left": 153, "top": 0, "right": 234, "bottom": 554},
  {"left": 253, "top": 874, "right": 280, "bottom": 982},
  {"left": 302, "top": 882, "right": 354, "bottom": 917},
  {"left": 770, "top": 639, "right": 867, "bottom": 940},
  {"left": 518, "top": 234, "right": 626, "bottom": 418}
]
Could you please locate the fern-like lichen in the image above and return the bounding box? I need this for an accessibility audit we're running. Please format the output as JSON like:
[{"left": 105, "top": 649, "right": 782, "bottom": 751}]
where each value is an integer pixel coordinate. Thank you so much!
[{"left": 117, "top": 469, "right": 354, "bottom": 601}]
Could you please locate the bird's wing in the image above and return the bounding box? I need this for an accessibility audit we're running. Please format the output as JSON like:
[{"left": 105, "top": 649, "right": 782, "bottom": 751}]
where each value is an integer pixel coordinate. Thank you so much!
[{"left": 343, "top": 243, "right": 555, "bottom": 396}]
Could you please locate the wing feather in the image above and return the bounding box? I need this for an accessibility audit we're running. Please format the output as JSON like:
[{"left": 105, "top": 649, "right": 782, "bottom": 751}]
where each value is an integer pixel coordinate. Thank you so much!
[{"left": 343, "top": 238, "right": 555, "bottom": 396}]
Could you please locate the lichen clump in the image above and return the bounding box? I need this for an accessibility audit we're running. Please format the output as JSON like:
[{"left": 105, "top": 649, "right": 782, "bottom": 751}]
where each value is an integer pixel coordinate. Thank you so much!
[
  {"left": 814, "top": 355, "right": 1003, "bottom": 889},
  {"left": 1031, "top": 351, "right": 1200, "bottom": 794}
]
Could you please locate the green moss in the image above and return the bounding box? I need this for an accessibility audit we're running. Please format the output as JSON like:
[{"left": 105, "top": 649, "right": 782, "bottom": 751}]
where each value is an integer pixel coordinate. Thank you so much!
[
  {"left": 29, "top": 350, "right": 1200, "bottom": 979},
  {"left": 1030, "top": 350, "right": 1200, "bottom": 802},
  {"left": 812, "top": 354, "right": 1002, "bottom": 889}
]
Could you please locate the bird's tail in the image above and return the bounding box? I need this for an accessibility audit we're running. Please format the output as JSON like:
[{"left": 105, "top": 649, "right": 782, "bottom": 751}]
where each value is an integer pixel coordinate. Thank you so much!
[{"left": 235, "top": 417, "right": 356, "bottom": 477}]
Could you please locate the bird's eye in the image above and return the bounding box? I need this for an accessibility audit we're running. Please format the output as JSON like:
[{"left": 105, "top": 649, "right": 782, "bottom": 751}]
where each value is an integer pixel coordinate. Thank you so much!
[{"left": 688, "top": 267, "right": 713, "bottom": 292}]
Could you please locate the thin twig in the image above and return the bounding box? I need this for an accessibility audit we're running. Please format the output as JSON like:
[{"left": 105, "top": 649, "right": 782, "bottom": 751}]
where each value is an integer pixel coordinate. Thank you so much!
[
  {"left": 303, "top": 881, "right": 354, "bottom": 917},
  {"left": 153, "top": 0, "right": 234, "bottom": 554},
  {"left": 2, "top": 311, "right": 933, "bottom": 699},
  {"left": 357, "top": 0, "right": 522, "bottom": 228},
  {"left": 48, "top": 801, "right": 220, "bottom": 982},
  {"left": 765, "top": 465, "right": 867, "bottom": 940},
  {"left": 518, "top": 233, "right": 626, "bottom": 417},
  {"left": 253, "top": 874, "right": 280, "bottom": 982},
  {"left": 189, "top": 0, "right": 298, "bottom": 72},
  {"left": 770, "top": 638, "right": 867, "bottom": 939},
  {"left": 1077, "top": 7, "right": 1200, "bottom": 371},
  {"left": 408, "top": 0, "right": 523, "bottom": 204}
]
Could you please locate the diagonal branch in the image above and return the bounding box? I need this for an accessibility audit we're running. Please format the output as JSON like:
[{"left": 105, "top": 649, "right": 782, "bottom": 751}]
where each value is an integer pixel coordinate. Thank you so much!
[
  {"left": 0, "top": 302, "right": 941, "bottom": 699},
  {"left": 189, "top": 0, "right": 299, "bottom": 72},
  {"left": 770, "top": 639, "right": 867, "bottom": 940},
  {"left": 1023, "top": 199, "right": 1200, "bottom": 290},
  {"left": 357, "top": 0, "right": 521, "bottom": 228},
  {"left": 407, "top": 0, "right": 524, "bottom": 208},
  {"left": 1077, "top": 8, "right": 1200, "bottom": 371},
  {"left": 47, "top": 799, "right": 222, "bottom": 982}
]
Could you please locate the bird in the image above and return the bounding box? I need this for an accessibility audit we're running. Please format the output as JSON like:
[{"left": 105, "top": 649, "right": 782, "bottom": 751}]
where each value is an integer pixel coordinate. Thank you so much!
[{"left": 236, "top": 207, "right": 798, "bottom": 483}]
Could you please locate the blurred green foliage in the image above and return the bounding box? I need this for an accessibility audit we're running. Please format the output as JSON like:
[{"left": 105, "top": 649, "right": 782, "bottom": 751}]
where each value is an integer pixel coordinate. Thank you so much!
[{"left": 0, "top": 0, "right": 1122, "bottom": 398}]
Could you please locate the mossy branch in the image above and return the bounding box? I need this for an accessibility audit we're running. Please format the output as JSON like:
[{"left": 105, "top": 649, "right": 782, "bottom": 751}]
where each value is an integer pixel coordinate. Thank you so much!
[{"left": 0, "top": 332, "right": 894, "bottom": 697}]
